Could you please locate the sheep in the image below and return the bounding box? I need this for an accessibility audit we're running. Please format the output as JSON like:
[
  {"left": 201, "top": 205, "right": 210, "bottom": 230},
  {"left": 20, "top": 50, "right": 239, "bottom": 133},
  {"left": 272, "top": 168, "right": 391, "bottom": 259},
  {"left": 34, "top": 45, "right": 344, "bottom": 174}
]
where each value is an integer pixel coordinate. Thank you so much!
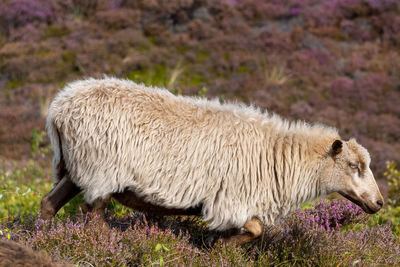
[
  {"left": 39, "top": 77, "right": 384, "bottom": 245},
  {"left": 0, "top": 240, "right": 72, "bottom": 267}
]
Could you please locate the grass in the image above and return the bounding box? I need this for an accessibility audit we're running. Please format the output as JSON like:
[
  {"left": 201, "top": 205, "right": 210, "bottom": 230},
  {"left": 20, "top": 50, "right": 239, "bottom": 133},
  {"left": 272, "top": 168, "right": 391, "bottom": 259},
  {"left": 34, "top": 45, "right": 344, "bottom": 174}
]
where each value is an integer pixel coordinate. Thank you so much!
[
  {"left": 0, "top": 159, "right": 51, "bottom": 221},
  {"left": 127, "top": 64, "right": 170, "bottom": 88}
]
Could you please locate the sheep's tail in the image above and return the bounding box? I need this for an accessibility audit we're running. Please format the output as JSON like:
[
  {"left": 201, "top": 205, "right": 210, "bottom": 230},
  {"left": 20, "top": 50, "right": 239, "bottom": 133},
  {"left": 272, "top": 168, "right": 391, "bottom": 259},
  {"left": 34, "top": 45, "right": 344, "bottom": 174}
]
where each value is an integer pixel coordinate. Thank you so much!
[{"left": 46, "top": 114, "right": 65, "bottom": 184}]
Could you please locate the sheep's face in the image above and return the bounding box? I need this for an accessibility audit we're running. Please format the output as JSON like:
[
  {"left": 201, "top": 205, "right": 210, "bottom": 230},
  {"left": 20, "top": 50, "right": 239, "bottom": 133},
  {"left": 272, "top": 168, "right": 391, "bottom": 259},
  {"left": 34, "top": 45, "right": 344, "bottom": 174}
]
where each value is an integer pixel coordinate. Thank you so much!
[{"left": 327, "top": 139, "right": 383, "bottom": 214}]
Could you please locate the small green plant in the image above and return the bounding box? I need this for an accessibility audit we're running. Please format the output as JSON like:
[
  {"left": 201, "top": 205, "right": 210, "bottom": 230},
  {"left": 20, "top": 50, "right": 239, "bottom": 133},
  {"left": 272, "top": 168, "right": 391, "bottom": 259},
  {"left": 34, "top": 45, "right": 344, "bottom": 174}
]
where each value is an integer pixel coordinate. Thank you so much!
[
  {"left": 170, "top": 87, "right": 182, "bottom": 96},
  {"left": 30, "top": 129, "right": 51, "bottom": 157},
  {"left": 197, "top": 86, "right": 207, "bottom": 97},
  {"left": 188, "top": 72, "right": 205, "bottom": 86},
  {"left": 127, "top": 64, "right": 169, "bottom": 87},
  {"left": 107, "top": 199, "right": 130, "bottom": 218},
  {"left": 238, "top": 64, "right": 248, "bottom": 73},
  {"left": 6, "top": 80, "right": 19, "bottom": 89},
  {"left": 196, "top": 51, "right": 210, "bottom": 60},
  {"left": 62, "top": 193, "right": 84, "bottom": 217},
  {"left": 45, "top": 25, "right": 70, "bottom": 38},
  {"left": 148, "top": 36, "right": 157, "bottom": 44},
  {"left": 381, "top": 161, "right": 400, "bottom": 233},
  {"left": 0, "top": 228, "right": 11, "bottom": 239},
  {"left": 4, "top": 80, "right": 19, "bottom": 99},
  {"left": 154, "top": 243, "right": 170, "bottom": 266},
  {"left": 385, "top": 161, "right": 400, "bottom": 207}
]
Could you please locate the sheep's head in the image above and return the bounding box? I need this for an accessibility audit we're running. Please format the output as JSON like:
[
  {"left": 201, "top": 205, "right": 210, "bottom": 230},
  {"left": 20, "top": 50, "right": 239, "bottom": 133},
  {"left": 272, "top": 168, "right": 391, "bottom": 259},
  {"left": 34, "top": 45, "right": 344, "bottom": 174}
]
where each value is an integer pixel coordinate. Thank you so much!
[{"left": 325, "top": 139, "right": 383, "bottom": 214}]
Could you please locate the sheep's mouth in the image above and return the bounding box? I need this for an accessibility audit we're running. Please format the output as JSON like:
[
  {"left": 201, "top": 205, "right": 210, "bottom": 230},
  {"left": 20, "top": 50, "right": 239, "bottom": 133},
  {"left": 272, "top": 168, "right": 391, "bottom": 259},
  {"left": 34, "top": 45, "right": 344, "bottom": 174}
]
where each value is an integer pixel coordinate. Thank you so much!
[{"left": 339, "top": 191, "right": 377, "bottom": 214}]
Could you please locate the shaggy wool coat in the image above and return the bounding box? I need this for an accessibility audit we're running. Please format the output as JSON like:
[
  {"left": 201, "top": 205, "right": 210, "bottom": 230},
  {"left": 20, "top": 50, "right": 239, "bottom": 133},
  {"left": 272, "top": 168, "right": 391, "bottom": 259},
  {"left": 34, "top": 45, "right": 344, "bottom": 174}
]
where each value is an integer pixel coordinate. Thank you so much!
[{"left": 47, "top": 78, "right": 340, "bottom": 230}]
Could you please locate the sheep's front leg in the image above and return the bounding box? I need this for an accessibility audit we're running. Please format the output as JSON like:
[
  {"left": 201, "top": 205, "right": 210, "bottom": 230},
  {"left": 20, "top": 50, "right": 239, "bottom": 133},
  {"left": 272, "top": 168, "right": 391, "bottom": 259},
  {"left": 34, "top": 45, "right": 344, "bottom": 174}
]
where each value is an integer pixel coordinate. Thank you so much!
[
  {"left": 223, "top": 217, "right": 263, "bottom": 245},
  {"left": 39, "top": 176, "right": 81, "bottom": 221}
]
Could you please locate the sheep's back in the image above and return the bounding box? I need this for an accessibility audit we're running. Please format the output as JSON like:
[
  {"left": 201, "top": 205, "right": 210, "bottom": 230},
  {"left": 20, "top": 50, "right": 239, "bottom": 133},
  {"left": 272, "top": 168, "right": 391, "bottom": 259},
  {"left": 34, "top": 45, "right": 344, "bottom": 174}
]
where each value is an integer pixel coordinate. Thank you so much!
[{"left": 48, "top": 79, "right": 240, "bottom": 209}]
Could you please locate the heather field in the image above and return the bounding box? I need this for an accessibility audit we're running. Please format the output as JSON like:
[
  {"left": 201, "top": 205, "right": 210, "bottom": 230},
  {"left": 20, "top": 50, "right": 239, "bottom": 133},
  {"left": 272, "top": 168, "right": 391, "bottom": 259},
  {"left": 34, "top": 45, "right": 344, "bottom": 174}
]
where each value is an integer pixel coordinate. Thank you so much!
[{"left": 1, "top": 0, "right": 400, "bottom": 266}]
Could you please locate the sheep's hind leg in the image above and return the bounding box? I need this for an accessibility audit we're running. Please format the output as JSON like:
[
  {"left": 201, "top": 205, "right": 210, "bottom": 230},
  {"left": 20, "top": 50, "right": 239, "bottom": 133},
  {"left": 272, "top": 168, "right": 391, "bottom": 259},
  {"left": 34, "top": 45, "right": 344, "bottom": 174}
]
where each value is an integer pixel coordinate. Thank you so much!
[
  {"left": 81, "top": 196, "right": 111, "bottom": 226},
  {"left": 222, "top": 217, "right": 264, "bottom": 245},
  {"left": 39, "top": 176, "right": 81, "bottom": 221}
]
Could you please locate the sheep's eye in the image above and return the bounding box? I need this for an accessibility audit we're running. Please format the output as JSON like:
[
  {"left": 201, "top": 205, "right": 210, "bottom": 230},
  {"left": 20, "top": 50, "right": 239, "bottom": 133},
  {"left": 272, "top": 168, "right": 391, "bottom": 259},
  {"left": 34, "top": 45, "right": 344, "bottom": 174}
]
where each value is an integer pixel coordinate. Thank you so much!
[{"left": 349, "top": 163, "right": 359, "bottom": 170}]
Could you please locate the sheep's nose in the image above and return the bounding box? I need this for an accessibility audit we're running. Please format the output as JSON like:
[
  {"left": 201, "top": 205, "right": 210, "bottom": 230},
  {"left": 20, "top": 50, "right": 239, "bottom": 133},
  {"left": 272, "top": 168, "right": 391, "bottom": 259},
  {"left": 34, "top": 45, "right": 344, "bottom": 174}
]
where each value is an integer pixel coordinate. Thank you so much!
[{"left": 376, "top": 200, "right": 383, "bottom": 208}]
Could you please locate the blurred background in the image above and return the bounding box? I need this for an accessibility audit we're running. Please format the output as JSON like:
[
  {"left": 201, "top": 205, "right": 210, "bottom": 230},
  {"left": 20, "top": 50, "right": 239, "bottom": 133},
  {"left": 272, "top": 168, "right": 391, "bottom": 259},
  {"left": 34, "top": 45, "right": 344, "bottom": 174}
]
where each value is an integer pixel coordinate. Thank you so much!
[{"left": 0, "top": 0, "right": 399, "bottom": 191}]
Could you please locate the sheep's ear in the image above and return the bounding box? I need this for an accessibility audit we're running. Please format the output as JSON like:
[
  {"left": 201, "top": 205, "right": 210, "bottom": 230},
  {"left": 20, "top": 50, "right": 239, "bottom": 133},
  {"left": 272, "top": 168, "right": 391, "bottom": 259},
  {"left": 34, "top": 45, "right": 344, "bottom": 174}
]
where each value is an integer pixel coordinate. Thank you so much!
[{"left": 331, "top": 140, "right": 343, "bottom": 155}]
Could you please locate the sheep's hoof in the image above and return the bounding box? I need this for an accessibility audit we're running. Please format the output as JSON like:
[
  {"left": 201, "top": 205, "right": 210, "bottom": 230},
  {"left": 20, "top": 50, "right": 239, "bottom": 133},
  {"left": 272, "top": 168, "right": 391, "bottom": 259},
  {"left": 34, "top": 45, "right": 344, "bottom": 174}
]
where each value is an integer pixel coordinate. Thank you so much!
[{"left": 205, "top": 234, "right": 218, "bottom": 248}]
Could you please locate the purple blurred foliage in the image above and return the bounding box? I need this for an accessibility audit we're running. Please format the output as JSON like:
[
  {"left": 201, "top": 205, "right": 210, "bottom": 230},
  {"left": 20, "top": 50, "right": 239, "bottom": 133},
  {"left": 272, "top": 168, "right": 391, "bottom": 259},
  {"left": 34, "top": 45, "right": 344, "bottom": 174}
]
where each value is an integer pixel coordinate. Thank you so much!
[
  {"left": 223, "top": 0, "right": 238, "bottom": 5},
  {"left": 8, "top": 23, "right": 43, "bottom": 42},
  {"left": 288, "top": 200, "right": 365, "bottom": 233},
  {"left": 302, "top": 49, "right": 332, "bottom": 65},
  {"left": 0, "top": 0, "right": 53, "bottom": 33},
  {"left": 366, "top": 0, "right": 397, "bottom": 11},
  {"left": 331, "top": 77, "right": 354, "bottom": 96},
  {"left": 354, "top": 73, "right": 389, "bottom": 99},
  {"left": 290, "top": 101, "right": 313, "bottom": 118},
  {"left": 109, "top": 0, "right": 125, "bottom": 9}
]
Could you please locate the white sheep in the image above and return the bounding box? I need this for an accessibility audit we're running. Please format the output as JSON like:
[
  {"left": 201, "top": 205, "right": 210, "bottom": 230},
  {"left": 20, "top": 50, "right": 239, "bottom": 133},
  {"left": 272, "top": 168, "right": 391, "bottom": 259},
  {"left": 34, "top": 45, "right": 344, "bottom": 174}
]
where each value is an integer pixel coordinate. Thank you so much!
[{"left": 40, "top": 77, "right": 383, "bottom": 244}]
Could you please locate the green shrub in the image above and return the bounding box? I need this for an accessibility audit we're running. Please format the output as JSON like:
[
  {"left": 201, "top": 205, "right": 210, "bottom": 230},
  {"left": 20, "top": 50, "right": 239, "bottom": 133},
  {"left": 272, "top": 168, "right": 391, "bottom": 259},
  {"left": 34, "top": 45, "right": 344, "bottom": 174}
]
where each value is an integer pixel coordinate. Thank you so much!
[
  {"left": 0, "top": 160, "right": 51, "bottom": 220},
  {"left": 30, "top": 129, "right": 51, "bottom": 157},
  {"left": 127, "top": 64, "right": 169, "bottom": 87},
  {"left": 380, "top": 161, "right": 400, "bottom": 233}
]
